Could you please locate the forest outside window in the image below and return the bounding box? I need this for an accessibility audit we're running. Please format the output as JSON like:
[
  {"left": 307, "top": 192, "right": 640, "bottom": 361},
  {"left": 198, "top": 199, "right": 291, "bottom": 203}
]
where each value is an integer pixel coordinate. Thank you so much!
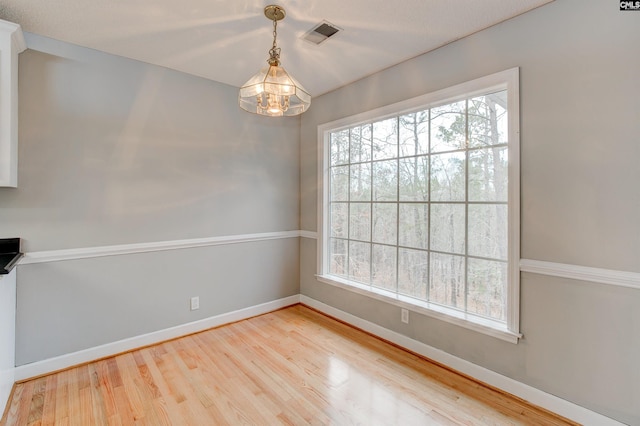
[{"left": 318, "top": 69, "right": 521, "bottom": 342}]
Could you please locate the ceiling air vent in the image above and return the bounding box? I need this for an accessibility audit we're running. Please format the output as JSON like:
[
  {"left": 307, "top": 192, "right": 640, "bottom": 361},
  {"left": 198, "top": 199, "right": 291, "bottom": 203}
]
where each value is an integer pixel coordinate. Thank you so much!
[{"left": 302, "top": 21, "right": 341, "bottom": 45}]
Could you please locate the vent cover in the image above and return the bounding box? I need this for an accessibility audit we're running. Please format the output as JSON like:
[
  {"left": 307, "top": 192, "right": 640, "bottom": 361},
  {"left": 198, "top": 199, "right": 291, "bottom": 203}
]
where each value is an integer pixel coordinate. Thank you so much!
[{"left": 302, "top": 21, "right": 341, "bottom": 45}]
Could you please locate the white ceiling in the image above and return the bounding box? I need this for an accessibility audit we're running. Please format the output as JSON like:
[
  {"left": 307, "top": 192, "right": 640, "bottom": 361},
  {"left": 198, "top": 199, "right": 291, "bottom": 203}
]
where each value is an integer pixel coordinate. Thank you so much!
[{"left": 1, "top": 0, "right": 553, "bottom": 96}]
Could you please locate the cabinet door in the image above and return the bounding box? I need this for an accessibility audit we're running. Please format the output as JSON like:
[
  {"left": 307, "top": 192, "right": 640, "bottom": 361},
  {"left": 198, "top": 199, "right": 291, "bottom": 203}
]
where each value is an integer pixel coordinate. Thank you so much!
[{"left": 0, "top": 19, "right": 26, "bottom": 187}]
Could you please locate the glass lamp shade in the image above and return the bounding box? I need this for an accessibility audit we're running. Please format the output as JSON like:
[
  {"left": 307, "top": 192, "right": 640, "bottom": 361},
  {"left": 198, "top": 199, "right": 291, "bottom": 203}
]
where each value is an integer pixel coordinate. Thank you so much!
[{"left": 239, "top": 64, "right": 311, "bottom": 117}]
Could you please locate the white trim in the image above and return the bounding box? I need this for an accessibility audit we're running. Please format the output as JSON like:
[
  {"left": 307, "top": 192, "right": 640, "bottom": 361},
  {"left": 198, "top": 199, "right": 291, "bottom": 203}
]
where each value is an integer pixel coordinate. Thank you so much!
[
  {"left": 506, "top": 68, "right": 521, "bottom": 333},
  {"left": 0, "top": 19, "right": 26, "bottom": 188},
  {"left": 300, "top": 295, "right": 625, "bottom": 426},
  {"left": 316, "top": 68, "right": 522, "bottom": 338},
  {"left": 317, "top": 68, "right": 520, "bottom": 133},
  {"left": 0, "top": 20, "right": 26, "bottom": 53},
  {"left": 520, "top": 259, "right": 640, "bottom": 290},
  {"left": 299, "top": 230, "right": 318, "bottom": 239},
  {"left": 14, "top": 295, "right": 300, "bottom": 381},
  {"left": 316, "top": 274, "right": 520, "bottom": 343},
  {"left": 19, "top": 232, "right": 639, "bottom": 292},
  {"left": 316, "top": 121, "right": 328, "bottom": 276},
  {"left": 316, "top": 122, "right": 328, "bottom": 275},
  {"left": 19, "top": 231, "right": 303, "bottom": 265}
]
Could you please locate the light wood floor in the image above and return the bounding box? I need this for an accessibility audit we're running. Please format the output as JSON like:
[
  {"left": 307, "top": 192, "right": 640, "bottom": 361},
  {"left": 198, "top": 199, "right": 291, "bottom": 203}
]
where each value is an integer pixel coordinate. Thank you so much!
[{"left": 2, "top": 305, "right": 576, "bottom": 425}]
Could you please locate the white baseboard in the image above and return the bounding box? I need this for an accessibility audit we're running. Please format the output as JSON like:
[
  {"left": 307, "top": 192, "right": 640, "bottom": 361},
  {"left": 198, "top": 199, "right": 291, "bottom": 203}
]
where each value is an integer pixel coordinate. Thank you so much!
[
  {"left": 299, "top": 295, "right": 624, "bottom": 426},
  {"left": 14, "top": 295, "right": 300, "bottom": 381}
]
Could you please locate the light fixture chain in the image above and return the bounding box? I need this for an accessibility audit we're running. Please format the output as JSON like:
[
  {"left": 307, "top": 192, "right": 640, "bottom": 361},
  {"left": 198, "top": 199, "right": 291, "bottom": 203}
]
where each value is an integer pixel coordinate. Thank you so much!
[
  {"left": 268, "top": 13, "right": 281, "bottom": 64},
  {"left": 272, "top": 17, "right": 277, "bottom": 51}
]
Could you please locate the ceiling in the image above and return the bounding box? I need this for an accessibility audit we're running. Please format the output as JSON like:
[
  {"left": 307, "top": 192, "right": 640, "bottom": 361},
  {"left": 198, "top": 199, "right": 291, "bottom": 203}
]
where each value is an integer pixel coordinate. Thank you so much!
[{"left": 1, "top": 0, "right": 553, "bottom": 96}]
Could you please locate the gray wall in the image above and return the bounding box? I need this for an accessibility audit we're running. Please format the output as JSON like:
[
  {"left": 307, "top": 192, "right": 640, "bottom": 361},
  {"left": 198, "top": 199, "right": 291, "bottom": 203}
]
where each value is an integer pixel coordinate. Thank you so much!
[
  {"left": 16, "top": 239, "right": 299, "bottom": 364},
  {"left": 5, "top": 34, "right": 300, "bottom": 251},
  {"left": 1, "top": 34, "right": 301, "bottom": 364},
  {"left": 300, "top": 1, "right": 640, "bottom": 424}
]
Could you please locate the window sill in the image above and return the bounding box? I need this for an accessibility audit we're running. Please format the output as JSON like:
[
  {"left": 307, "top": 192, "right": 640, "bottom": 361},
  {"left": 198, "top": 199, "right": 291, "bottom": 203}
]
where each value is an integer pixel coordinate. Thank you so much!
[{"left": 316, "top": 274, "right": 522, "bottom": 344}]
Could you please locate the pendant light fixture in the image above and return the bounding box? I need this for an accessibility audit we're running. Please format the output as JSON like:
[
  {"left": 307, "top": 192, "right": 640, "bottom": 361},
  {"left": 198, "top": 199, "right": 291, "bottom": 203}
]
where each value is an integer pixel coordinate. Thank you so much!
[{"left": 239, "top": 5, "right": 311, "bottom": 117}]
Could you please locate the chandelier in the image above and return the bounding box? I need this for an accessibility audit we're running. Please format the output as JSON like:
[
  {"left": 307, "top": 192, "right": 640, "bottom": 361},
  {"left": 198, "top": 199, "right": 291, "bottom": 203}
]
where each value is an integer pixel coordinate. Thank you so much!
[{"left": 239, "top": 5, "right": 311, "bottom": 117}]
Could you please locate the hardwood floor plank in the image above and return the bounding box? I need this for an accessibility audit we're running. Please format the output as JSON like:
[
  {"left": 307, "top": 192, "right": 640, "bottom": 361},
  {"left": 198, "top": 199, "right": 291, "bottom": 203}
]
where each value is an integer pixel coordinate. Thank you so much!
[
  {"left": 114, "top": 354, "right": 145, "bottom": 422},
  {"left": 52, "top": 370, "right": 69, "bottom": 425},
  {"left": 3, "top": 383, "right": 29, "bottom": 426},
  {"left": 193, "top": 335, "right": 288, "bottom": 424},
  {"left": 87, "top": 363, "right": 108, "bottom": 426},
  {"left": 25, "top": 377, "right": 45, "bottom": 425},
  {"left": 2, "top": 305, "right": 578, "bottom": 426},
  {"left": 136, "top": 350, "right": 184, "bottom": 426},
  {"left": 66, "top": 368, "right": 82, "bottom": 425},
  {"left": 38, "top": 375, "right": 57, "bottom": 425}
]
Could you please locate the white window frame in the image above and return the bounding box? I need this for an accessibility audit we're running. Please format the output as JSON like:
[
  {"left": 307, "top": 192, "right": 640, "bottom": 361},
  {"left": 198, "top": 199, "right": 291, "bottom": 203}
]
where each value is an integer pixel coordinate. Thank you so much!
[{"left": 317, "top": 68, "right": 521, "bottom": 343}]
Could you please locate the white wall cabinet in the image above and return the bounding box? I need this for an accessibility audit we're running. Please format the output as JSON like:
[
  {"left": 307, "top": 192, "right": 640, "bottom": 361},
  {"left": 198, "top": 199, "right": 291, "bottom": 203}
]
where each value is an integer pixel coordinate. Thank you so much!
[{"left": 0, "top": 20, "right": 26, "bottom": 187}]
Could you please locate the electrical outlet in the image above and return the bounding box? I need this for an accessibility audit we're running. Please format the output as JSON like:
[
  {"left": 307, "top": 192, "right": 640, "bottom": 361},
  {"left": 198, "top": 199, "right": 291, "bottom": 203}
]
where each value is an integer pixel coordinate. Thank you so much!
[
  {"left": 401, "top": 308, "right": 409, "bottom": 324},
  {"left": 190, "top": 296, "right": 200, "bottom": 311}
]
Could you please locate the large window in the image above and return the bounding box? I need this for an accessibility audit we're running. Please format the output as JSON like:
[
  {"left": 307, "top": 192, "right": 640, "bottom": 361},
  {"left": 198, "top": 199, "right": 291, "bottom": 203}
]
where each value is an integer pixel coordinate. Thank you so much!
[{"left": 318, "top": 69, "right": 520, "bottom": 342}]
